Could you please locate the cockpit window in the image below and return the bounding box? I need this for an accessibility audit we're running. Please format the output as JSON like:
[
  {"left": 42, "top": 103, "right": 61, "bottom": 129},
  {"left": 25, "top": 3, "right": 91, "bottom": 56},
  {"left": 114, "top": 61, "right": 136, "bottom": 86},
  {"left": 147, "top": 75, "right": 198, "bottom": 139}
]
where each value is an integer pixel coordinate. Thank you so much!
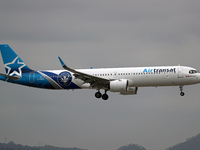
[{"left": 189, "top": 70, "right": 198, "bottom": 74}]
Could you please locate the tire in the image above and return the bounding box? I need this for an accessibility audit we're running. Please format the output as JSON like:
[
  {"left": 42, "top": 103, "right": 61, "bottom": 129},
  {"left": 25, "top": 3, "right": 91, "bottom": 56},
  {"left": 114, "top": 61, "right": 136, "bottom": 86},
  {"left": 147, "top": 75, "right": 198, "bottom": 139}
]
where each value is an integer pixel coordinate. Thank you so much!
[
  {"left": 95, "top": 92, "right": 102, "bottom": 98},
  {"left": 180, "top": 92, "right": 185, "bottom": 96},
  {"left": 102, "top": 94, "right": 109, "bottom": 100}
]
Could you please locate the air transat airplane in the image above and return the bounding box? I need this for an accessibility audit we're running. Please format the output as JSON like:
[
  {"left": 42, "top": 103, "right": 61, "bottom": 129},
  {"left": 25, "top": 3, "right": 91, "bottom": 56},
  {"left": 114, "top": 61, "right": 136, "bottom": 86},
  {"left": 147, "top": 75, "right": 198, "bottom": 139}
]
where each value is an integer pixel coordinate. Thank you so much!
[{"left": 0, "top": 44, "right": 200, "bottom": 100}]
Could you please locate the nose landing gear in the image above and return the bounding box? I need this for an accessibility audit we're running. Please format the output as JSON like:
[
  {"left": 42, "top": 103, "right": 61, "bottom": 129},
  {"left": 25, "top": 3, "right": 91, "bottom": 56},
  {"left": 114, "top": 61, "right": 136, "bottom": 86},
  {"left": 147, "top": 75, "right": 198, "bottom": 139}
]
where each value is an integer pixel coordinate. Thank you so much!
[{"left": 179, "top": 86, "right": 185, "bottom": 96}]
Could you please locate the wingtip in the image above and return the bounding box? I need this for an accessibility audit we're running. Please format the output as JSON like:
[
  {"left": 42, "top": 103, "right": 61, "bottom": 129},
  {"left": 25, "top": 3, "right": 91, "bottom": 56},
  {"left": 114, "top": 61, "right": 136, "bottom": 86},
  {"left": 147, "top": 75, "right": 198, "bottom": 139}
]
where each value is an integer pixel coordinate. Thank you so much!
[{"left": 58, "top": 57, "right": 66, "bottom": 68}]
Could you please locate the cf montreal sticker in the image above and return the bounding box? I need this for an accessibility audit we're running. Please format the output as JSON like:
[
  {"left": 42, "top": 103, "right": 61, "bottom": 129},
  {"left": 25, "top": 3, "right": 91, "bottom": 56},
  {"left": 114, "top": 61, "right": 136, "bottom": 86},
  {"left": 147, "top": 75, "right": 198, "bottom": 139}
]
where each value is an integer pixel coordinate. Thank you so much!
[{"left": 57, "top": 71, "right": 72, "bottom": 87}]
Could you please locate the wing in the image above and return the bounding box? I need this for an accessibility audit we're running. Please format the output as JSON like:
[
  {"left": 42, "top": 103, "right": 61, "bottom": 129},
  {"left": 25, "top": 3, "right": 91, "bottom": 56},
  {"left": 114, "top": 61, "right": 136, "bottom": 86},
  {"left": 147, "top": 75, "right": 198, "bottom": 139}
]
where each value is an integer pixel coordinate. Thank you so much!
[{"left": 58, "top": 57, "right": 110, "bottom": 89}]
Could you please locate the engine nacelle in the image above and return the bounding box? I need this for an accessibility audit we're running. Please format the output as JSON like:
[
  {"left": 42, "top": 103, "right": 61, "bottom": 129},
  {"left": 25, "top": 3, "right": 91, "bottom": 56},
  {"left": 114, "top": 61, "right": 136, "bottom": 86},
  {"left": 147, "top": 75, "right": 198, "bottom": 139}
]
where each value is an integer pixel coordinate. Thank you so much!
[
  {"left": 110, "top": 79, "right": 128, "bottom": 92},
  {"left": 109, "top": 79, "right": 138, "bottom": 95}
]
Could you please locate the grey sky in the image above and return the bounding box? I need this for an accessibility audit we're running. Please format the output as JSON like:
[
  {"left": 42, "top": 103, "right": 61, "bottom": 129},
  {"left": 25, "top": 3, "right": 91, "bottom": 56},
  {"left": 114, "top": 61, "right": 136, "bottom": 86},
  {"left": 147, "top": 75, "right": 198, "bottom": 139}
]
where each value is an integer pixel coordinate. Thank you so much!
[{"left": 0, "top": 1, "right": 200, "bottom": 150}]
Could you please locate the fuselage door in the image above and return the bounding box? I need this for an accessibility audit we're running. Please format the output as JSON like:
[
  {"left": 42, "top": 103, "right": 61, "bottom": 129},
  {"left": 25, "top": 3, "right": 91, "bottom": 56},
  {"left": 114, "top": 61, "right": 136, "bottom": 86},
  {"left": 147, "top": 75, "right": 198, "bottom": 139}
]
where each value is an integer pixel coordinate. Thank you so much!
[
  {"left": 29, "top": 73, "right": 35, "bottom": 83},
  {"left": 178, "top": 66, "right": 184, "bottom": 78},
  {"left": 113, "top": 72, "right": 117, "bottom": 79}
]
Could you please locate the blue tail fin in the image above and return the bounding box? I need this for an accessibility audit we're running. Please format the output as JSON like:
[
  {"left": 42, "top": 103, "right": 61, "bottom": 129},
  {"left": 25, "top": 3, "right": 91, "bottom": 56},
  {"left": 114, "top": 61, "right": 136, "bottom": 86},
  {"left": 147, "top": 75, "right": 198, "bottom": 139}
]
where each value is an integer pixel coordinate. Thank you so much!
[{"left": 0, "top": 44, "right": 33, "bottom": 78}]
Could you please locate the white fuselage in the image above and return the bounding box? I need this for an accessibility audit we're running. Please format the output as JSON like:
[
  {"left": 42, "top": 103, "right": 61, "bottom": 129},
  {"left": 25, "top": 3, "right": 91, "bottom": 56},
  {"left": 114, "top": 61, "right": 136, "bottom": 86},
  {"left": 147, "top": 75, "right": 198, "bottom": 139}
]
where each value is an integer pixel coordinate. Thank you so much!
[{"left": 48, "top": 66, "right": 200, "bottom": 89}]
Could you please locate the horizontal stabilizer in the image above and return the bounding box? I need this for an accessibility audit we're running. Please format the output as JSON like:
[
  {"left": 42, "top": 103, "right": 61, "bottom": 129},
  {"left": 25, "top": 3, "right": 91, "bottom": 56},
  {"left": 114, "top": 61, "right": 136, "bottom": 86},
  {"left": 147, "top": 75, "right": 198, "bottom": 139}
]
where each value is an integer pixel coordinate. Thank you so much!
[{"left": 0, "top": 73, "right": 20, "bottom": 80}]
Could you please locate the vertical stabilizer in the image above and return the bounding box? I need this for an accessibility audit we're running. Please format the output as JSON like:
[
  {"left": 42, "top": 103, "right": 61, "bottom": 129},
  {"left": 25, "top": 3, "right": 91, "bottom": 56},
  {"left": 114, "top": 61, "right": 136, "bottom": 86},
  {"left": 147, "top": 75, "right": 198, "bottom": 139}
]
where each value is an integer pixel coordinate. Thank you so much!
[{"left": 0, "top": 44, "right": 33, "bottom": 77}]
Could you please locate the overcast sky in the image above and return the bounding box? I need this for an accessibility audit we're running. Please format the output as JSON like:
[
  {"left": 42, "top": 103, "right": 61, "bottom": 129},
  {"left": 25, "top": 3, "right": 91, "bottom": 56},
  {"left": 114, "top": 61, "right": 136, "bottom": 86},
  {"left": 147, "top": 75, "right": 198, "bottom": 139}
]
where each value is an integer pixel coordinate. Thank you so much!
[{"left": 0, "top": 1, "right": 200, "bottom": 150}]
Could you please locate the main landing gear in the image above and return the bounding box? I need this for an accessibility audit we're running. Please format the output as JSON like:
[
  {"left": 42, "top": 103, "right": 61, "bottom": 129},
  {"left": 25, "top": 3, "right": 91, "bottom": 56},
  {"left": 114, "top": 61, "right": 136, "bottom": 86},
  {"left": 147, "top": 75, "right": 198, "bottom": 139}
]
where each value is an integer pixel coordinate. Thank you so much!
[
  {"left": 95, "top": 90, "right": 109, "bottom": 100},
  {"left": 179, "top": 86, "right": 185, "bottom": 96}
]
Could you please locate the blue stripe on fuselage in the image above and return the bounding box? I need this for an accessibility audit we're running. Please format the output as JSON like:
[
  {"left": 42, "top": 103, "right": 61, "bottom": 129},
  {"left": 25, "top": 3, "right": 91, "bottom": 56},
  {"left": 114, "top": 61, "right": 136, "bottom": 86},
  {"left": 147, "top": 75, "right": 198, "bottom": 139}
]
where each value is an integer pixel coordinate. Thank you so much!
[
  {"left": 0, "top": 71, "right": 81, "bottom": 90},
  {"left": 40, "top": 71, "right": 80, "bottom": 89},
  {"left": 4, "top": 71, "right": 55, "bottom": 89}
]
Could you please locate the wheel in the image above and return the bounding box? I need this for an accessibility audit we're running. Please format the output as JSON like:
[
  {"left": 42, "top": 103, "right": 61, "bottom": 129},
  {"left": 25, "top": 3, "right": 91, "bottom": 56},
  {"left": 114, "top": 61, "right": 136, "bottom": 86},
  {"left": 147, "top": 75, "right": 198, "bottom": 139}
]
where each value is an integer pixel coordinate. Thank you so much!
[
  {"left": 180, "top": 92, "right": 185, "bottom": 96},
  {"left": 102, "top": 93, "right": 109, "bottom": 100},
  {"left": 95, "top": 91, "right": 102, "bottom": 98}
]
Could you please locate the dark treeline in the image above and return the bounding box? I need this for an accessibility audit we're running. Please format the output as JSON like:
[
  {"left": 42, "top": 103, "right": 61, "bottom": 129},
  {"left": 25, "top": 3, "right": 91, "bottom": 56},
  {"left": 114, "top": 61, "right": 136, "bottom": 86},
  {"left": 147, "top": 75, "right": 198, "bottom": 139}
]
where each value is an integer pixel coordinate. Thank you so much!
[
  {"left": 1, "top": 133, "right": 200, "bottom": 150},
  {"left": 0, "top": 142, "right": 145, "bottom": 150},
  {"left": 167, "top": 133, "right": 200, "bottom": 150},
  {"left": 117, "top": 144, "right": 146, "bottom": 150},
  {"left": 0, "top": 141, "right": 87, "bottom": 150}
]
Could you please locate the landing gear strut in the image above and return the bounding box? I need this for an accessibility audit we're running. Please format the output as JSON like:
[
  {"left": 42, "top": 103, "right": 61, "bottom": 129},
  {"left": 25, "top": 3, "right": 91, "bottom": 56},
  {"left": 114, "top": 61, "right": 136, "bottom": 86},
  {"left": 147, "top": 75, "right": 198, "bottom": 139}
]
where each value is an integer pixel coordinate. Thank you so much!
[
  {"left": 179, "top": 86, "right": 185, "bottom": 96},
  {"left": 95, "top": 90, "right": 109, "bottom": 100}
]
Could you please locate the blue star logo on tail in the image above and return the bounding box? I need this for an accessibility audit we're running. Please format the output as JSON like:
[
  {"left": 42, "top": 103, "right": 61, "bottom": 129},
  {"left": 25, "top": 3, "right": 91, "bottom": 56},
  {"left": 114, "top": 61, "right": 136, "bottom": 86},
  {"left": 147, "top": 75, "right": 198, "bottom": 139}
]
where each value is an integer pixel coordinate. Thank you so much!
[{"left": 4, "top": 56, "right": 26, "bottom": 77}]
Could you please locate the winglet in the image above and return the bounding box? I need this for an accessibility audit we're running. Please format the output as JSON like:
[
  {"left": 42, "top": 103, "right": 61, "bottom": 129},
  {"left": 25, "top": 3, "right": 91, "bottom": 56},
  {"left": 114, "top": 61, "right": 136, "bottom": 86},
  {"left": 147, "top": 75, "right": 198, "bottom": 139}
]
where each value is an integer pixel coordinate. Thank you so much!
[
  {"left": 58, "top": 57, "right": 67, "bottom": 68},
  {"left": 58, "top": 57, "right": 78, "bottom": 73}
]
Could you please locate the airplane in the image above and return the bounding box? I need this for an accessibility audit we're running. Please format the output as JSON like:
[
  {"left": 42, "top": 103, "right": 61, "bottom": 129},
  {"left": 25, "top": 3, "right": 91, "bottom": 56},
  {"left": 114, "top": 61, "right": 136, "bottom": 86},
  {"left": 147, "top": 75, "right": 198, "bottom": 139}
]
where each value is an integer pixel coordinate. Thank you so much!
[{"left": 0, "top": 44, "right": 200, "bottom": 100}]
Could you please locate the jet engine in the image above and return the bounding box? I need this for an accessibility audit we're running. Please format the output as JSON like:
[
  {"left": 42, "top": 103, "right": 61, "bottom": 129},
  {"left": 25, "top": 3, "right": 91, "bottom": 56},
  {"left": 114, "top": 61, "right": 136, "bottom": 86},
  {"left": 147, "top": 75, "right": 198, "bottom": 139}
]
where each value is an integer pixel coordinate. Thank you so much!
[{"left": 109, "top": 79, "right": 138, "bottom": 95}]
